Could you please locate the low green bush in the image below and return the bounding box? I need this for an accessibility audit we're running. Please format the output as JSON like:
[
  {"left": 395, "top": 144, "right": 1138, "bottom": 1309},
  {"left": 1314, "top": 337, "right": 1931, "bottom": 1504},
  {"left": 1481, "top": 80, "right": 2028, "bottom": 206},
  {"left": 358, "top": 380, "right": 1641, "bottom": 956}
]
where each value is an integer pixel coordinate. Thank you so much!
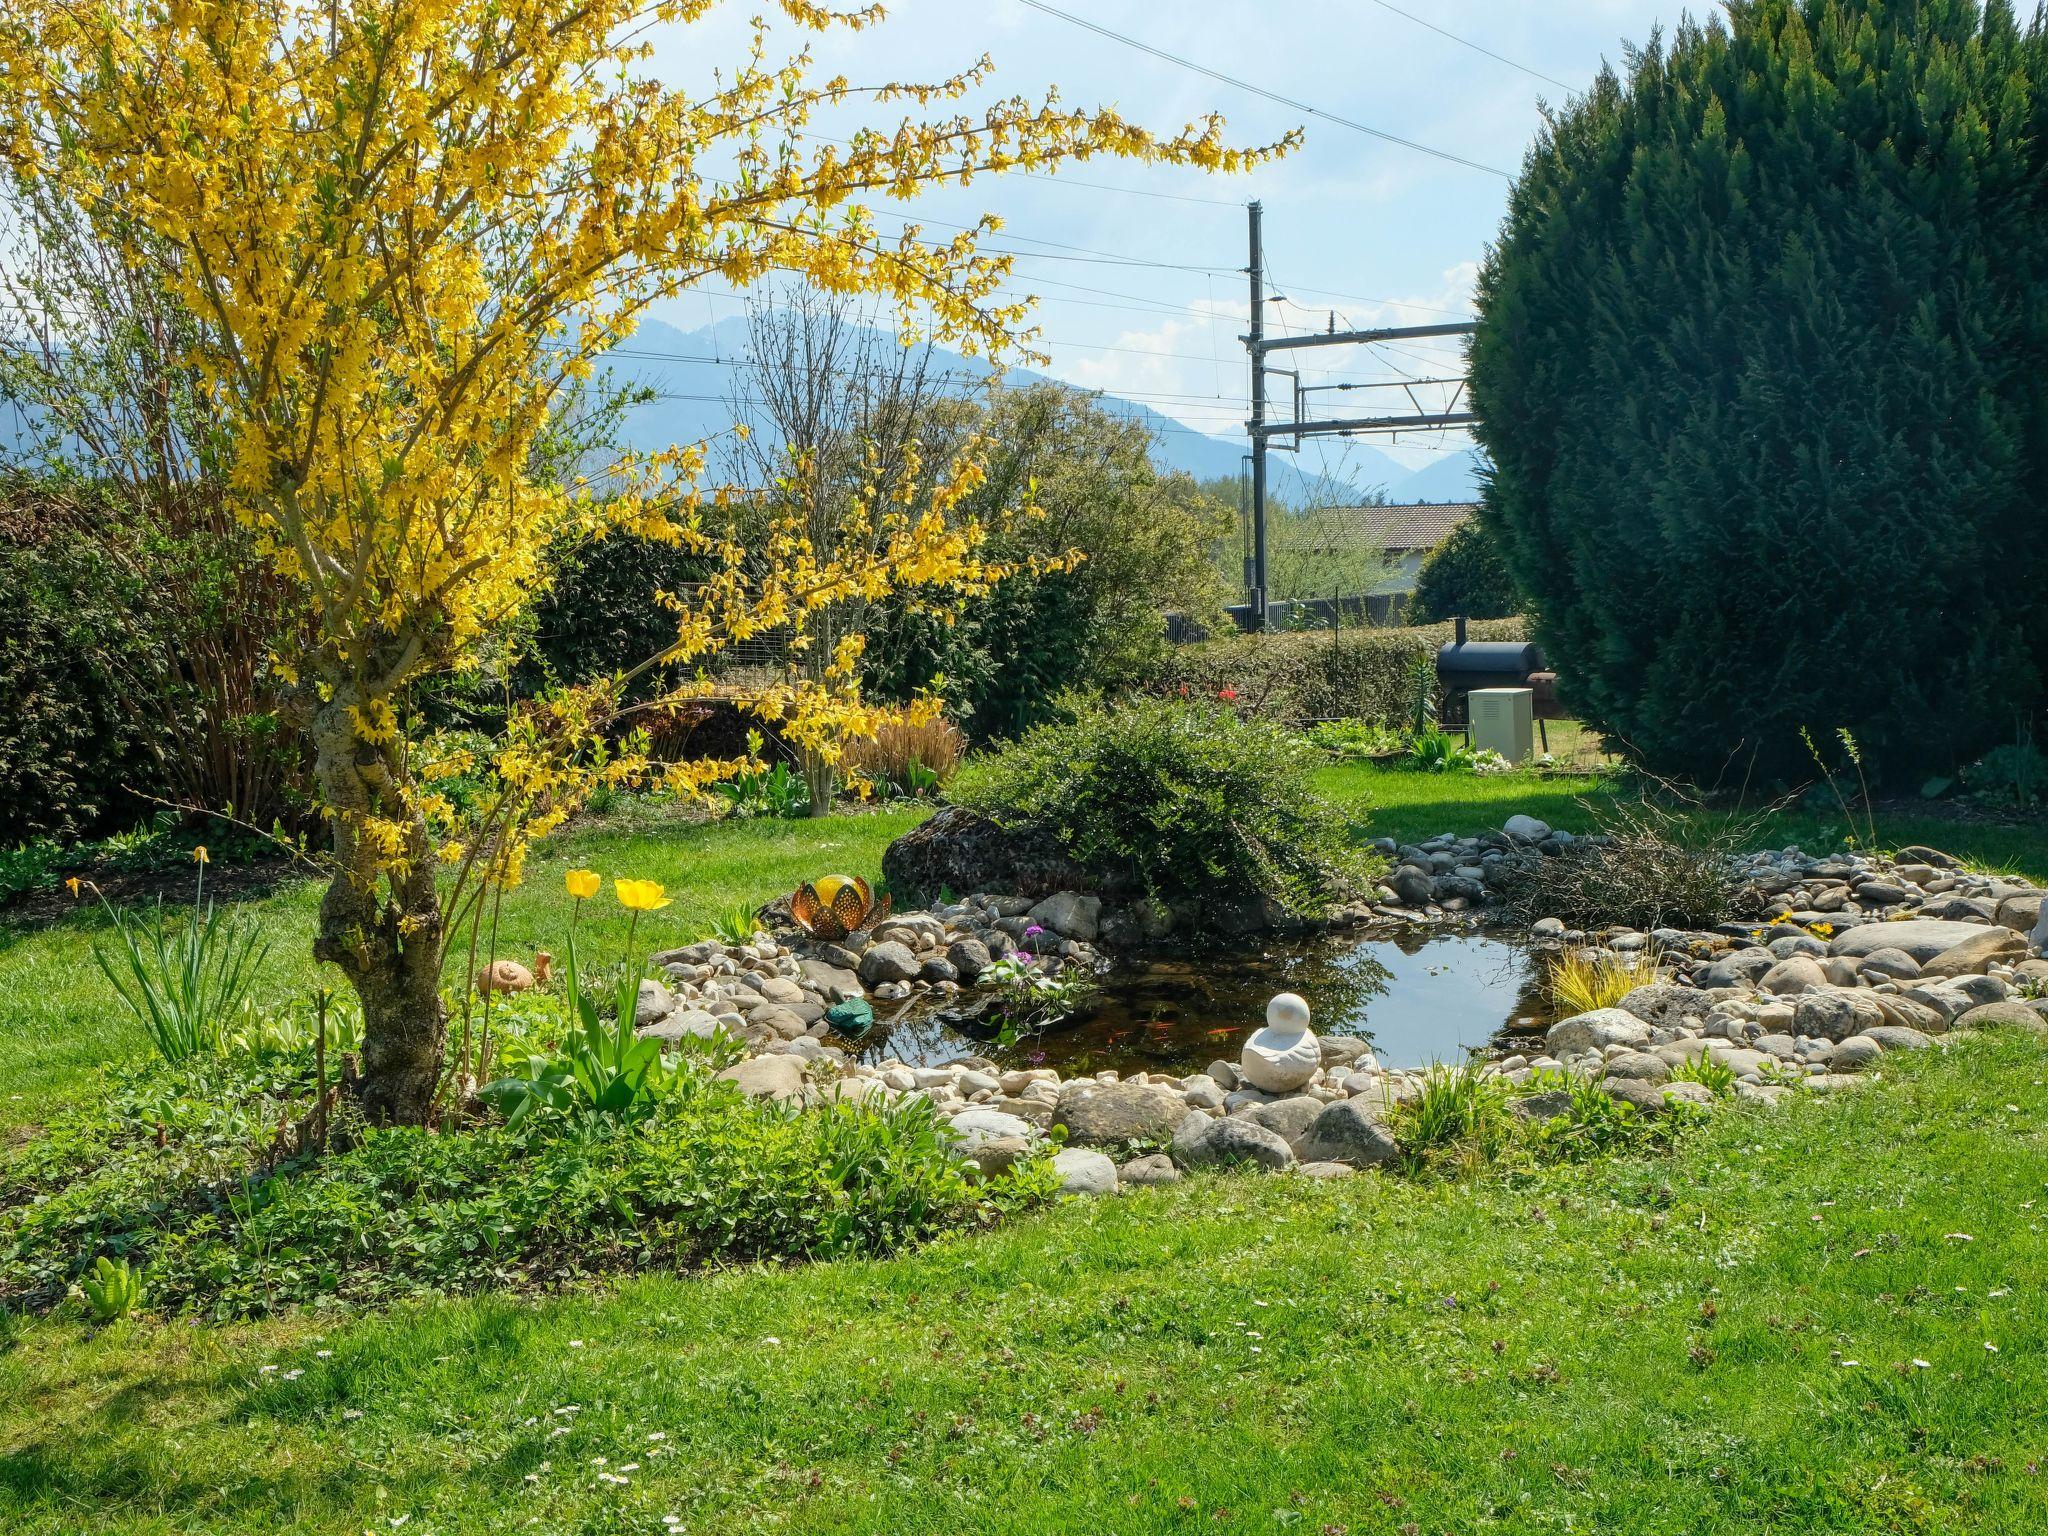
[
  {"left": 1153, "top": 618, "right": 1526, "bottom": 725},
  {"left": 1, "top": 1046, "right": 1051, "bottom": 1319},
  {"left": 950, "top": 696, "right": 1373, "bottom": 919}
]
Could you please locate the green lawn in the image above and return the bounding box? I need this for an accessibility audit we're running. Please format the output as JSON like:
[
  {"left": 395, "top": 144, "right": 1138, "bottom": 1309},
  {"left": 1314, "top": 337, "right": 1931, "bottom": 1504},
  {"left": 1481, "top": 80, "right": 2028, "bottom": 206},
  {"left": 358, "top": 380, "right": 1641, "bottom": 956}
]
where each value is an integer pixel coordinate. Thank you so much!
[{"left": 5, "top": 1028, "right": 2046, "bottom": 1533}]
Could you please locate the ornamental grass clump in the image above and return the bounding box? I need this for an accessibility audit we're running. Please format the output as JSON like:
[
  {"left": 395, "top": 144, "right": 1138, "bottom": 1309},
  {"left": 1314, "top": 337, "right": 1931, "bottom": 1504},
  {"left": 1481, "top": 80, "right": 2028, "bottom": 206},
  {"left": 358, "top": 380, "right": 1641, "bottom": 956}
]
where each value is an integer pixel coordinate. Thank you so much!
[
  {"left": 951, "top": 696, "right": 1372, "bottom": 919},
  {"left": 89, "top": 847, "right": 269, "bottom": 1063},
  {"left": 1547, "top": 947, "right": 1664, "bottom": 1016}
]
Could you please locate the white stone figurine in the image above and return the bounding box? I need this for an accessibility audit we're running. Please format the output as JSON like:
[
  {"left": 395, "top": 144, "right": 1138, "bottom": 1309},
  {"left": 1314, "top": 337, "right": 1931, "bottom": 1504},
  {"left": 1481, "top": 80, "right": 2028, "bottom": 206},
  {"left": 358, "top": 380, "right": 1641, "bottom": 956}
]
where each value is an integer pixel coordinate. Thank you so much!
[
  {"left": 1240, "top": 991, "right": 1321, "bottom": 1094},
  {"left": 2032, "top": 899, "right": 2048, "bottom": 958}
]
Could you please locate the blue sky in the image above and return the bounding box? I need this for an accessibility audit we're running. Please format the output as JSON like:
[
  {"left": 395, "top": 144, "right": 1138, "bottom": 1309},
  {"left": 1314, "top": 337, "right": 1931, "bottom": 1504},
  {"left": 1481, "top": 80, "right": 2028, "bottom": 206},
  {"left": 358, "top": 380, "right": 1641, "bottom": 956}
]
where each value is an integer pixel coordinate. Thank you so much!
[{"left": 646, "top": 0, "right": 1698, "bottom": 475}]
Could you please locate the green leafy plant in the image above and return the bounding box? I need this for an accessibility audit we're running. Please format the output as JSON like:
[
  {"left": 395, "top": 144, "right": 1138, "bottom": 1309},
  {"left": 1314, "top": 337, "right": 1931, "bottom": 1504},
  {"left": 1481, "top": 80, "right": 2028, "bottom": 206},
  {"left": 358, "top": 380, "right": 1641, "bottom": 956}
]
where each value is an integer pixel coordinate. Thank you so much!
[
  {"left": 80, "top": 1254, "right": 144, "bottom": 1321},
  {"left": 90, "top": 853, "right": 270, "bottom": 1063},
  {"left": 712, "top": 734, "right": 814, "bottom": 819},
  {"left": 0, "top": 838, "right": 62, "bottom": 903},
  {"left": 950, "top": 696, "right": 1372, "bottom": 920},
  {"left": 980, "top": 945, "right": 1093, "bottom": 1044},
  {"left": 1668, "top": 1048, "right": 1736, "bottom": 1097},
  {"left": 1301, "top": 717, "right": 1405, "bottom": 761},
  {"left": 1963, "top": 736, "right": 2048, "bottom": 809},
  {"left": 1404, "top": 651, "right": 1438, "bottom": 736},
  {"left": 705, "top": 900, "right": 762, "bottom": 947},
  {"left": 1392, "top": 1062, "right": 1514, "bottom": 1175},
  {"left": 1406, "top": 726, "right": 1480, "bottom": 773},
  {"left": 482, "top": 878, "right": 680, "bottom": 1129},
  {"left": 1519, "top": 1069, "right": 1659, "bottom": 1160}
]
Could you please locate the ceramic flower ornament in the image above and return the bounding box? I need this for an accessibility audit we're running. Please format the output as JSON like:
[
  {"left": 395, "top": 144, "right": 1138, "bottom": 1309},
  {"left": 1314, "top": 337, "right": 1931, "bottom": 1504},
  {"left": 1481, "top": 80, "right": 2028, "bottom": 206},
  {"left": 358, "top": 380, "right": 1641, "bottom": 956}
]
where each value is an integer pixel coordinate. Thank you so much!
[{"left": 790, "top": 875, "right": 891, "bottom": 942}]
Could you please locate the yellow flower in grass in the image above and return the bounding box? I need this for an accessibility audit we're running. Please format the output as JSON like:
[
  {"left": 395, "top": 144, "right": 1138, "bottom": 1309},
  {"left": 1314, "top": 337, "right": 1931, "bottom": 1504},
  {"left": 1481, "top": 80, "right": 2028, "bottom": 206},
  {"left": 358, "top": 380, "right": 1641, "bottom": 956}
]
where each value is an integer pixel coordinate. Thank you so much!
[
  {"left": 565, "top": 868, "right": 601, "bottom": 900},
  {"left": 615, "top": 878, "right": 672, "bottom": 913}
]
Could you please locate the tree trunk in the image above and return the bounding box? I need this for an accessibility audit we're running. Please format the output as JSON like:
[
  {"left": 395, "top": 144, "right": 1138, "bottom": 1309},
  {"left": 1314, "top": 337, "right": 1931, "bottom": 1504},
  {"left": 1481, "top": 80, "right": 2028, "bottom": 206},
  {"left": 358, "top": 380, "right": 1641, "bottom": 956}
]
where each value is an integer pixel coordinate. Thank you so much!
[
  {"left": 308, "top": 691, "right": 446, "bottom": 1125},
  {"left": 801, "top": 747, "right": 835, "bottom": 817}
]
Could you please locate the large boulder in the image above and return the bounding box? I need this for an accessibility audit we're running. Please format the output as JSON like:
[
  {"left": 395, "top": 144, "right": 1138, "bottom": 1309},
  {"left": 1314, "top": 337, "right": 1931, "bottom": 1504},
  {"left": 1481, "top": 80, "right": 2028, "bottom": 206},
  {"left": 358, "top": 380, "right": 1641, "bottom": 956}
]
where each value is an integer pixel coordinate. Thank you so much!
[
  {"left": 1028, "top": 892, "right": 1102, "bottom": 942},
  {"left": 1294, "top": 1098, "right": 1400, "bottom": 1167},
  {"left": 1919, "top": 926, "right": 2027, "bottom": 978},
  {"left": 718, "top": 1055, "right": 807, "bottom": 1102},
  {"left": 1051, "top": 1147, "right": 1119, "bottom": 1196},
  {"left": 1695, "top": 948, "right": 1776, "bottom": 990},
  {"left": 1052, "top": 1081, "right": 1190, "bottom": 1146},
  {"left": 857, "top": 941, "right": 920, "bottom": 987},
  {"left": 881, "top": 805, "right": 1104, "bottom": 907},
  {"left": 1830, "top": 919, "right": 2001, "bottom": 964},
  {"left": 1954, "top": 999, "right": 2048, "bottom": 1032},
  {"left": 1545, "top": 1007, "right": 1652, "bottom": 1057},
  {"left": 1793, "top": 988, "right": 1885, "bottom": 1042},
  {"left": 1615, "top": 982, "right": 1699, "bottom": 1030},
  {"left": 1170, "top": 1112, "right": 1296, "bottom": 1171},
  {"left": 1758, "top": 955, "right": 1828, "bottom": 995}
]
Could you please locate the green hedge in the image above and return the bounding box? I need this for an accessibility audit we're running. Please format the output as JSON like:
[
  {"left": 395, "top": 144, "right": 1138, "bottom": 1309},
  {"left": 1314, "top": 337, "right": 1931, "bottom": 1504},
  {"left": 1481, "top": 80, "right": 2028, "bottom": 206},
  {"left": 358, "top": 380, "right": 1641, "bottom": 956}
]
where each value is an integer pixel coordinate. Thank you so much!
[{"left": 1151, "top": 619, "right": 1527, "bottom": 724}]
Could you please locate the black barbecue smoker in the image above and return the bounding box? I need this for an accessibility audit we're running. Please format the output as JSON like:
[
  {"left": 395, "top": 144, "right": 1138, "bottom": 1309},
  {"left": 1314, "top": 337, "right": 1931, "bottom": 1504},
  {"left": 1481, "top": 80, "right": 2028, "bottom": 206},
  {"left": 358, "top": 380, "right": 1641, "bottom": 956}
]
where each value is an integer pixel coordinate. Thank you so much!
[{"left": 1435, "top": 616, "right": 1559, "bottom": 749}]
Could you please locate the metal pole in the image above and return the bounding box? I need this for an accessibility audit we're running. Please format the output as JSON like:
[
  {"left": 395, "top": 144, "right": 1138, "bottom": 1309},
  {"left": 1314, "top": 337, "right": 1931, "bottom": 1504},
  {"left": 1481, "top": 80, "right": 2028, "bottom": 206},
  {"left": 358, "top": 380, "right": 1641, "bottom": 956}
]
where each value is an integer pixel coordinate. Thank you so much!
[{"left": 1247, "top": 201, "right": 1268, "bottom": 630}]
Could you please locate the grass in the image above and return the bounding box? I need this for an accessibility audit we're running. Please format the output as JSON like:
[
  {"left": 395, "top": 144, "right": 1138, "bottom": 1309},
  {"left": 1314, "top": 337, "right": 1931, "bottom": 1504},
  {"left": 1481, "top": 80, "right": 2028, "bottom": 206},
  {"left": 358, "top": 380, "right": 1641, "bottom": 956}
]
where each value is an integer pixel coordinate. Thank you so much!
[
  {"left": 4, "top": 1028, "right": 2047, "bottom": 1532},
  {"left": 1546, "top": 945, "right": 1665, "bottom": 1014},
  {"left": 0, "top": 804, "right": 922, "bottom": 1130}
]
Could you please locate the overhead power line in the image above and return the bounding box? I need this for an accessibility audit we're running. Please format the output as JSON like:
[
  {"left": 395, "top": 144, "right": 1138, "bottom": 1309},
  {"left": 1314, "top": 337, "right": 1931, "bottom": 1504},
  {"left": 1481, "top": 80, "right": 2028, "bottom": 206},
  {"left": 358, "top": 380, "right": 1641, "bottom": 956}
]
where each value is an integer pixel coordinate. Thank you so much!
[
  {"left": 1362, "top": 0, "right": 1575, "bottom": 93},
  {"left": 1012, "top": 0, "right": 1512, "bottom": 180}
]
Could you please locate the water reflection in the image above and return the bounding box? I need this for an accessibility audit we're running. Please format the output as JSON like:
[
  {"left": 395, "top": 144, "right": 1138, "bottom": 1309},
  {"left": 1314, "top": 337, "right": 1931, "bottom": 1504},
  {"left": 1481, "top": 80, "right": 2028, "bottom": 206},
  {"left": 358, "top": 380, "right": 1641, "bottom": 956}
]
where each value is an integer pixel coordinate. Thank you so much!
[{"left": 853, "top": 928, "right": 1553, "bottom": 1075}]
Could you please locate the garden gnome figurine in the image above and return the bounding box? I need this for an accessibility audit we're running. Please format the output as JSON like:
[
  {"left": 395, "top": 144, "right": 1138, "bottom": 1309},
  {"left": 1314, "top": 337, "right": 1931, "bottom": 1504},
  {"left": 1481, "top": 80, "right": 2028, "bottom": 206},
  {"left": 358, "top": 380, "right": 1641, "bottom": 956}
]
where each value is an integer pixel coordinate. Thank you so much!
[{"left": 1240, "top": 991, "right": 1320, "bottom": 1093}]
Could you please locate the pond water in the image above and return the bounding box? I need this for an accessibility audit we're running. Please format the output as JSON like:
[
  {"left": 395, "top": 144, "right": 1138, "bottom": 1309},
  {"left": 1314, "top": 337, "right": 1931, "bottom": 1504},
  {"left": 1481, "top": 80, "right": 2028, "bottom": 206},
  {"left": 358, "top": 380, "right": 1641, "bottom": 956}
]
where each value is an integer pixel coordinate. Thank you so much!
[{"left": 855, "top": 928, "right": 1554, "bottom": 1077}]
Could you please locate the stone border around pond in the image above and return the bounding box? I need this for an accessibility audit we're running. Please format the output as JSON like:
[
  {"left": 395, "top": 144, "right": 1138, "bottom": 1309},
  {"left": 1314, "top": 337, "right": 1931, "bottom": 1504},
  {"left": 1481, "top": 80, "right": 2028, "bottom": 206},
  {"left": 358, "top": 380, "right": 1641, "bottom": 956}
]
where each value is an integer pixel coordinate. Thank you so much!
[{"left": 635, "top": 825, "right": 2048, "bottom": 1198}]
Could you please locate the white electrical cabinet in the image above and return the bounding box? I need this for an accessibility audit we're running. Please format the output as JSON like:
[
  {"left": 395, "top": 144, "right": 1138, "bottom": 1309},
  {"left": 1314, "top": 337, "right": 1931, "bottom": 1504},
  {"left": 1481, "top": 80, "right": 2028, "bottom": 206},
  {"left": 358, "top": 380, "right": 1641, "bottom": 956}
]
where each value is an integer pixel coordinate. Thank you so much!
[{"left": 1469, "top": 687, "right": 1535, "bottom": 765}]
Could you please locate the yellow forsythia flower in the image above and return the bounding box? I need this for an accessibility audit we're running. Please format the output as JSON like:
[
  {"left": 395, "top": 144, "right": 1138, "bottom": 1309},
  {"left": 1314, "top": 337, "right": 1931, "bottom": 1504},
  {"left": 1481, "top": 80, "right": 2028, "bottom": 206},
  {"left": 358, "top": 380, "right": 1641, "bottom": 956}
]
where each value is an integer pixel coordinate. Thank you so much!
[
  {"left": 614, "top": 878, "right": 672, "bottom": 913},
  {"left": 565, "top": 868, "right": 601, "bottom": 900}
]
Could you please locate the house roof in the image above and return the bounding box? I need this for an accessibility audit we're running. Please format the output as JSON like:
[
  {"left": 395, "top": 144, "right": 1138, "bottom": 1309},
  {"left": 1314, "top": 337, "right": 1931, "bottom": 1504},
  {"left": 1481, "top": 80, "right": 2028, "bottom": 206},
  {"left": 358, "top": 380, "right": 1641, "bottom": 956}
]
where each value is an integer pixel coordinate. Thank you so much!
[{"left": 1340, "top": 501, "right": 1478, "bottom": 552}]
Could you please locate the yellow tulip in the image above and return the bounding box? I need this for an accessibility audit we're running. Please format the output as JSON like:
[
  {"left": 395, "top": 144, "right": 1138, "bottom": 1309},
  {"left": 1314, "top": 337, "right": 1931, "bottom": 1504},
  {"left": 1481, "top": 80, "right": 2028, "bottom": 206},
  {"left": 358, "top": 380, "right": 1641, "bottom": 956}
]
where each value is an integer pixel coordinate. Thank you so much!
[
  {"left": 614, "top": 878, "right": 672, "bottom": 913},
  {"left": 565, "top": 868, "right": 601, "bottom": 900},
  {"left": 66, "top": 876, "right": 82, "bottom": 899},
  {"left": 192, "top": 845, "right": 209, "bottom": 865}
]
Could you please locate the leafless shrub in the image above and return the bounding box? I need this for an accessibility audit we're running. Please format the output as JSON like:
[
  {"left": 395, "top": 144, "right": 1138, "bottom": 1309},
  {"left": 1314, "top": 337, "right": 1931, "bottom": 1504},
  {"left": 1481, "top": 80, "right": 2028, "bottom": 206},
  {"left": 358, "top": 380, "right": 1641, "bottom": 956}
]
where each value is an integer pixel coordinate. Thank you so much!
[{"left": 1494, "top": 786, "right": 1772, "bottom": 932}]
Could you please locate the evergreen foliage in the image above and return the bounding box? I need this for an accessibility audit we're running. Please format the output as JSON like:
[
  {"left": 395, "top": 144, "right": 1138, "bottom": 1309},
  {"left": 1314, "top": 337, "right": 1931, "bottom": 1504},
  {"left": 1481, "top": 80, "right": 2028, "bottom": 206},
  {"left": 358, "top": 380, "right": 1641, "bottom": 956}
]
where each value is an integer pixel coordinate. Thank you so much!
[
  {"left": 1410, "top": 517, "right": 1522, "bottom": 623},
  {"left": 1470, "top": 0, "right": 2048, "bottom": 782}
]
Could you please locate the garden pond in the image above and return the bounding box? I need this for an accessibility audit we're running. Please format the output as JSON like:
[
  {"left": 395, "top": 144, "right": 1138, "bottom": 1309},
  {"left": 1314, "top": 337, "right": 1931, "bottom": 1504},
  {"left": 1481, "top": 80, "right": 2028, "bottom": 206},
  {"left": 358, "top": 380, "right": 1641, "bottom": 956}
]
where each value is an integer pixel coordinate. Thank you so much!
[{"left": 856, "top": 928, "right": 1554, "bottom": 1077}]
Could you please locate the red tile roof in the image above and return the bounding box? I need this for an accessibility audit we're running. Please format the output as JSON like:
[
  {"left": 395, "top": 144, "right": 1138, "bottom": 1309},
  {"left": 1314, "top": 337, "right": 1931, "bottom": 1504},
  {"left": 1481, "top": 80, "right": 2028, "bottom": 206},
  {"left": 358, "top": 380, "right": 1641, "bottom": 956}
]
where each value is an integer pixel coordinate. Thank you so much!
[{"left": 1338, "top": 501, "right": 1478, "bottom": 552}]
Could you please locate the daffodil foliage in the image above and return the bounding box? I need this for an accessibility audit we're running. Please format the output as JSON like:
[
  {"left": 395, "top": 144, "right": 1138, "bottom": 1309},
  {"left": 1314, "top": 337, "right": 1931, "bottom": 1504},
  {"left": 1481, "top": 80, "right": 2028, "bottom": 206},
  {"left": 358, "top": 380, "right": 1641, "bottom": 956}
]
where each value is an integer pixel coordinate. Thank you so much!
[{"left": 0, "top": 0, "right": 1287, "bottom": 1119}]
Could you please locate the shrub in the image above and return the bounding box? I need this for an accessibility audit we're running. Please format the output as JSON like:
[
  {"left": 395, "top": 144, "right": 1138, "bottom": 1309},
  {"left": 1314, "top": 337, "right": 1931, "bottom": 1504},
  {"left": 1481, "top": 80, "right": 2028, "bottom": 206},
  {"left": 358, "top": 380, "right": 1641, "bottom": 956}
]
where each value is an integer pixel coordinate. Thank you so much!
[
  {"left": 1469, "top": 2, "right": 2048, "bottom": 783},
  {"left": 1494, "top": 790, "right": 1763, "bottom": 932},
  {"left": 951, "top": 697, "right": 1372, "bottom": 919},
  {"left": 1153, "top": 619, "right": 1525, "bottom": 725},
  {"left": 1410, "top": 517, "right": 1520, "bottom": 623}
]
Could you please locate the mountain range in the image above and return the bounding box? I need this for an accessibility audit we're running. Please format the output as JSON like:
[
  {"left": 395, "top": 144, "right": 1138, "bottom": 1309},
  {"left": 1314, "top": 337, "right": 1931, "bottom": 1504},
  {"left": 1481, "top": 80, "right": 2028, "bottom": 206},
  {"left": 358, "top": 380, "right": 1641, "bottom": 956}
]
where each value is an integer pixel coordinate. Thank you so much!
[
  {"left": 595, "top": 316, "right": 1483, "bottom": 506},
  {"left": 0, "top": 312, "right": 1484, "bottom": 504}
]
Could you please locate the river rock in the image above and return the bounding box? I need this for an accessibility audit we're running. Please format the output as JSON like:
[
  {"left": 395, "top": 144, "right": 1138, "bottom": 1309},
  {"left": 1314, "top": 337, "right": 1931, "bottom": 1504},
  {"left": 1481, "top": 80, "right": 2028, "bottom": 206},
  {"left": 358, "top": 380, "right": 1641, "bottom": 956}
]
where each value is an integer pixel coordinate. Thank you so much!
[
  {"left": 1758, "top": 955, "right": 1828, "bottom": 995},
  {"left": 799, "top": 958, "right": 864, "bottom": 1002},
  {"left": 1859, "top": 1024, "right": 1933, "bottom": 1051},
  {"left": 1954, "top": 999, "right": 2048, "bottom": 1032},
  {"left": 1051, "top": 1147, "right": 1119, "bottom": 1196},
  {"left": 1545, "top": 1007, "right": 1652, "bottom": 1057},
  {"left": 634, "top": 978, "right": 676, "bottom": 1027},
  {"left": 1171, "top": 1112, "right": 1296, "bottom": 1171},
  {"left": 1028, "top": 891, "right": 1102, "bottom": 942},
  {"left": 1294, "top": 1098, "right": 1399, "bottom": 1167},
  {"left": 1831, "top": 919, "right": 2000, "bottom": 963},
  {"left": 1615, "top": 983, "right": 1700, "bottom": 1030},
  {"left": 1696, "top": 948, "right": 1776, "bottom": 990},
  {"left": 1828, "top": 1035, "right": 1884, "bottom": 1071},
  {"left": 857, "top": 941, "right": 920, "bottom": 987},
  {"left": 1856, "top": 946, "right": 1922, "bottom": 982},
  {"left": 718, "top": 1054, "right": 807, "bottom": 1102},
  {"left": 1602, "top": 1051, "right": 1672, "bottom": 1083},
  {"left": 1793, "top": 988, "right": 1884, "bottom": 1042},
  {"left": 1242, "top": 1094, "right": 1326, "bottom": 1148},
  {"left": 1118, "top": 1153, "right": 1181, "bottom": 1187},
  {"left": 1503, "top": 814, "right": 1550, "bottom": 842},
  {"left": 1052, "top": 1081, "right": 1189, "bottom": 1145},
  {"left": 946, "top": 937, "right": 992, "bottom": 983}
]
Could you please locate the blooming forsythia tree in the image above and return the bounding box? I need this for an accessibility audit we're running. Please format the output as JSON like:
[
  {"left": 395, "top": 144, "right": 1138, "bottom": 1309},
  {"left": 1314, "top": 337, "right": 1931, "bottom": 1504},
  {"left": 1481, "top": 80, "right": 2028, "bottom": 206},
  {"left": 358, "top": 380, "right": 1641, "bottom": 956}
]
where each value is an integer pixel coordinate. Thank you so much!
[{"left": 0, "top": 0, "right": 1285, "bottom": 1122}]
